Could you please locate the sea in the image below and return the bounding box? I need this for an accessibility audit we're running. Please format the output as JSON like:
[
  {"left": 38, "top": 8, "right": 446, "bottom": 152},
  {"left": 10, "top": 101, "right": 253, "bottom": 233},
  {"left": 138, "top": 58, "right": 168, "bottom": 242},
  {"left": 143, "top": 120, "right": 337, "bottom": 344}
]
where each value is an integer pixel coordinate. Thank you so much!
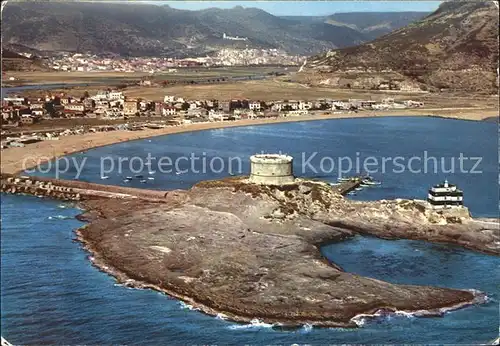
[{"left": 1, "top": 117, "right": 499, "bottom": 344}]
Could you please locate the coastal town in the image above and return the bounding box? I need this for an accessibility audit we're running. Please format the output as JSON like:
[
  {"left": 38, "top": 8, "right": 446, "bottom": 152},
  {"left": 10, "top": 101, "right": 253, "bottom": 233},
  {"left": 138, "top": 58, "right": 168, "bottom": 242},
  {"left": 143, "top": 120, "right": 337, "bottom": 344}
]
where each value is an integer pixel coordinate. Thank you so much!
[{"left": 1, "top": 89, "right": 426, "bottom": 148}]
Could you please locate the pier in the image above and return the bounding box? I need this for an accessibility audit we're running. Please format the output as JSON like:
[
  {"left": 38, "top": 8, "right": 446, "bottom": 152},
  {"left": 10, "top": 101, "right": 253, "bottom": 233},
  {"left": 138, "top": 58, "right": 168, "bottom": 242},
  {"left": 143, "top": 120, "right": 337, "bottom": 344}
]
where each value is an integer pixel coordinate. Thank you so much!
[
  {"left": 0, "top": 173, "right": 169, "bottom": 202},
  {"left": 0, "top": 172, "right": 370, "bottom": 202},
  {"left": 333, "top": 176, "right": 364, "bottom": 196}
]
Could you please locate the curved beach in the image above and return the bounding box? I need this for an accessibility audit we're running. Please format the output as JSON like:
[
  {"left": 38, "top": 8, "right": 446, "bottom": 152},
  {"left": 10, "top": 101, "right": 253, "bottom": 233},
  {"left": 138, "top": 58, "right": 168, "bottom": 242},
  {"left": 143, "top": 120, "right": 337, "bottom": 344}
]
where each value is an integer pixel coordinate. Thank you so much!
[{"left": 1, "top": 109, "right": 497, "bottom": 175}]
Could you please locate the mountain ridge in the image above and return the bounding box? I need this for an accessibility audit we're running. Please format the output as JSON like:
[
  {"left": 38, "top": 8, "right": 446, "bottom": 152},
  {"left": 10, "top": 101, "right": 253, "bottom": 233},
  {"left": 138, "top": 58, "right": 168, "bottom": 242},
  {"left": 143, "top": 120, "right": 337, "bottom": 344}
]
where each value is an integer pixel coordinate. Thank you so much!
[
  {"left": 2, "top": 2, "right": 428, "bottom": 57},
  {"left": 305, "top": 1, "right": 499, "bottom": 92}
]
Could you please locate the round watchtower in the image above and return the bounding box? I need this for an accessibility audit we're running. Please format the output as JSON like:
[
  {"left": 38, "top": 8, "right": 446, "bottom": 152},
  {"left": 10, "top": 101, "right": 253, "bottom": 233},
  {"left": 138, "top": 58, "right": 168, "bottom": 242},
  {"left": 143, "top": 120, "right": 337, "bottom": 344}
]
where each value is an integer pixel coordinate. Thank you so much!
[{"left": 249, "top": 154, "right": 294, "bottom": 185}]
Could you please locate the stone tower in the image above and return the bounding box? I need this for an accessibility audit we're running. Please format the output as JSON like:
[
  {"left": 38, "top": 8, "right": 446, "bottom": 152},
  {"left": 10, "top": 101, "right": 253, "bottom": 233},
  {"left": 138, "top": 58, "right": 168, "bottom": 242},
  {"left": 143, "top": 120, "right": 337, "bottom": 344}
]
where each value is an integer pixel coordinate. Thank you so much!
[{"left": 249, "top": 154, "right": 294, "bottom": 185}]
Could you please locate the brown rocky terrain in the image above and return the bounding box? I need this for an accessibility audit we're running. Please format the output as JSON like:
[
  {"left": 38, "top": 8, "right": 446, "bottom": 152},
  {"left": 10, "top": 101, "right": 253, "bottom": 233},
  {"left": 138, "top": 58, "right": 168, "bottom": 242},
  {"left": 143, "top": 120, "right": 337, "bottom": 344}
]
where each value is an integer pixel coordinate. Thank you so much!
[
  {"left": 304, "top": 1, "right": 499, "bottom": 93},
  {"left": 76, "top": 177, "right": 498, "bottom": 327},
  {"left": 1, "top": 49, "right": 49, "bottom": 72}
]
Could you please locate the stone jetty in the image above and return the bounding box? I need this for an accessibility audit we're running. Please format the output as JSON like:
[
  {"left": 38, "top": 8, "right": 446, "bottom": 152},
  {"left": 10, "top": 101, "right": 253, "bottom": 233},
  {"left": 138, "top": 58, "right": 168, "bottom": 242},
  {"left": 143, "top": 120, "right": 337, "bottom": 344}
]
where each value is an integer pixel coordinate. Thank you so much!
[{"left": 0, "top": 173, "right": 169, "bottom": 202}]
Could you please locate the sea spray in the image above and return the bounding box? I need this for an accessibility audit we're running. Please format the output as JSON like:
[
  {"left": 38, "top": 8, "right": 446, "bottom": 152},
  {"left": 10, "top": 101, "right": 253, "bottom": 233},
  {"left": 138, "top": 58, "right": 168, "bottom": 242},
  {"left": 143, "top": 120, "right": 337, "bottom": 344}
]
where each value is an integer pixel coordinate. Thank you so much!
[
  {"left": 216, "top": 313, "right": 228, "bottom": 320},
  {"left": 227, "top": 318, "right": 274, "bottom": 330},
  {"left": 300, "top": 323, "right": 313, "bottom": 333},
  {"left": 350, "top": 290, "right": 488, "bottom": 326},
  {"left": 179, "top": 301, "right": 199, "bottom": 311},
  {"left": 48, "top": 215, "right": 73, "bottom": 220}
]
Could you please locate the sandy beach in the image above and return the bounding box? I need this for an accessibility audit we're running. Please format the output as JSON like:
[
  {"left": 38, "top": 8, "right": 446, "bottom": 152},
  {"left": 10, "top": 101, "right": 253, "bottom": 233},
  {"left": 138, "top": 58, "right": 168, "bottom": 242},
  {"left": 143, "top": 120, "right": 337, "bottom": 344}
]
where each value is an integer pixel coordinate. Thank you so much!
[{"left": 1, "top": 108, "right": 497, "bottom": 175}]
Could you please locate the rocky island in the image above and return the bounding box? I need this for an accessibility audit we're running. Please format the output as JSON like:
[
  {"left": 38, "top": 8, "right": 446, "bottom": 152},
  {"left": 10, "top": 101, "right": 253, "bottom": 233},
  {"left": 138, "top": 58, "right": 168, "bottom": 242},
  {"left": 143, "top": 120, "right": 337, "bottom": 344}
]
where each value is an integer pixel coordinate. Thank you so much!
[{"left": 70, "top": 163, "right": 498, "bottom": 328}]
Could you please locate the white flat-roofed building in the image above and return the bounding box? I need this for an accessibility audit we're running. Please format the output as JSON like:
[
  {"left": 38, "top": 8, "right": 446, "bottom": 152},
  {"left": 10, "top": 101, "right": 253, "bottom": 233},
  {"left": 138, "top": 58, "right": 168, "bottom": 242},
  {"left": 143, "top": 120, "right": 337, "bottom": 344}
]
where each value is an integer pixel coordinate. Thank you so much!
[
  {"left": 108, "top": 91, "right": 123, "bottom": 101},
  {"left": 427, "top": 180, "right": 464, "bottom": 209},
  {"left": 249, "top": 101, "right": 261, "bottom": 111},
  {"left": 298, "top": 101, "right": 312, "bottom": 110}
]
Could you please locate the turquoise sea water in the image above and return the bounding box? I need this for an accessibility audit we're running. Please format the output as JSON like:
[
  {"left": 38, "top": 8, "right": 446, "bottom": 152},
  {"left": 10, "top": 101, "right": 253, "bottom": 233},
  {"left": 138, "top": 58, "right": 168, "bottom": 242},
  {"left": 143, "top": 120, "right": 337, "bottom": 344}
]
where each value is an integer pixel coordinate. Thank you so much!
[{"left": 2, "top": 117, "right": 499, "bottom": 344}]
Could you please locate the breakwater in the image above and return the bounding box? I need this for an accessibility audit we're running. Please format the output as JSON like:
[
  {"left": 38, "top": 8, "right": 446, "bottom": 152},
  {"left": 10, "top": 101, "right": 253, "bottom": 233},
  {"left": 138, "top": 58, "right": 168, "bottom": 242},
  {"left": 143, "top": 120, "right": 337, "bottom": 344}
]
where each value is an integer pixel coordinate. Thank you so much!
[
  {"left": 0, "top": 171, "right": 362, "bottom": 202},
  {"left": 0, "top": 173, "right": 169, "bottom": 202}
]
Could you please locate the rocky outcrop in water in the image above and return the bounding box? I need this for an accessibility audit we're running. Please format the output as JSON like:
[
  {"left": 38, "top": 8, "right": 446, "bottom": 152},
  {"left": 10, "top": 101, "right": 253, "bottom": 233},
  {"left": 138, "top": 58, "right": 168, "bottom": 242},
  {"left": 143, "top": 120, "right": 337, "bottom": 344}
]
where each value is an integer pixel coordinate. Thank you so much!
[{"left": 76, "top": 177, "right": 498, "bottom": 327}]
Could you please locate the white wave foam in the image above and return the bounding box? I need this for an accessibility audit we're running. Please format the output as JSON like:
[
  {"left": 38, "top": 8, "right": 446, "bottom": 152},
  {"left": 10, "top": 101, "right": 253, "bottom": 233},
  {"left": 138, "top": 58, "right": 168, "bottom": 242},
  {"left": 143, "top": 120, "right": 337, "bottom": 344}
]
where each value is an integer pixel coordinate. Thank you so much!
[
  {"left": 227, "top": 318, "right": 274, "bottom": 330},
  {"left": 48, "top": 215, "right": 72, "bottom": 220},
  {"left": 179, "top": 301, "right": 199, "bottom": 311},
  {"left": 394, "top": 310, "right": 416, "bottom": 318},
  {"left": 350, "top": 310, "right": 385, "bottom": 326},
  {"left": 301, "top": 323, "right": 313, "bottom": 333},
  {"left": 114, "top": 283, "right": 136, "bottom": 290},
  {"left": 216, "top": 313, "right": 228, "bottom": 320},
  {"left": 351, "top": 291, "right": 487, "bottom": 326}
]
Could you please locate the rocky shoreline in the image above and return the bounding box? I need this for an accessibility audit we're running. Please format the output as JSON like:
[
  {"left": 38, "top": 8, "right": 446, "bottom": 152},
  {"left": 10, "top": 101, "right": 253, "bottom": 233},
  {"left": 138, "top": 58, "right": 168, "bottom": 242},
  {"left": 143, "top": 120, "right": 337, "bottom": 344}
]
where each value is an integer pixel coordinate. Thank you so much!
[
  {"left": 72, "top": 177, "right": 498, "bottom": 328},
  {"left": 75, "top": 225, "right": 488, "bottom": 328}
]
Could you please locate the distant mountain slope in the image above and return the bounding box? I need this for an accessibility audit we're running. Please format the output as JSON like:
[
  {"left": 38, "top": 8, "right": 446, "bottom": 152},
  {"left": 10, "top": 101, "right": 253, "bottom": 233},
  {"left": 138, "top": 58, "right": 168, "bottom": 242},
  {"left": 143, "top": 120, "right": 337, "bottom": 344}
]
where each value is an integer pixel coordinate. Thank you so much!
[
  {"left": 1, "top": 2, "right": 425, "bottom": 57},
  {"left": 306, "top": 1, "right": 499, "bottom": 92},
  {"left": 325, "top": 12, "right": 431, "bottom": 39}
]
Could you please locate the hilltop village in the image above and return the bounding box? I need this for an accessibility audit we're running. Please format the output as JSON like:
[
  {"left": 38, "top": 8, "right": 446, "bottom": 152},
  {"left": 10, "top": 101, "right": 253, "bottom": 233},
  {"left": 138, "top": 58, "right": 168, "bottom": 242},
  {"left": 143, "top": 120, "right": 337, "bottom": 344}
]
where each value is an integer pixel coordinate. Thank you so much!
[{"left": 36, "top": 50, "right": 304, "bottom": 73}]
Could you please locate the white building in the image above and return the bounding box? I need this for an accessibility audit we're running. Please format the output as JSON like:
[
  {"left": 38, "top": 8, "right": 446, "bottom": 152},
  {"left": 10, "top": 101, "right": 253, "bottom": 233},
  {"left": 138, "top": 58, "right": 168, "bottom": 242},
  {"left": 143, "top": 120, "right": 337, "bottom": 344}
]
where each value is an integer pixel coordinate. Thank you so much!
[
  {"left": 162, "top": 107, "right": 177, "bottom": 116},
  {"left": 332, "top": 101, "right": 348, "bottom": 110},
  {"left": 107, "top": 91, "right": 123, "bottom": 101},
  {"left": 271, "top": 102, "right": 283, "bottom": 112},
  {"left": 288, "top": 100, "right": 299, "bottom": 110},
  {"left": 209, "top": 110, "right": 229, "bottom": 121},
  {"left": 249, "top": 101, "right": 261, "bottom": 111},
  {"left": 93, "top": 91, "right": 109, "bottom": 101},
  {"left": 427, "top": 180, "right": 463, "bottom": 209},
  {"left": 298, "top": 101, "right": 312, "bottom": 110},
  {"left": 3, "top": 97, "right": 24, "bottom": 106},
  {"left": 372, "top": 104, "right": 390, "bottom": 110},
  {"left": 287, "top": 109, "right": 308, "bottom": 116}
]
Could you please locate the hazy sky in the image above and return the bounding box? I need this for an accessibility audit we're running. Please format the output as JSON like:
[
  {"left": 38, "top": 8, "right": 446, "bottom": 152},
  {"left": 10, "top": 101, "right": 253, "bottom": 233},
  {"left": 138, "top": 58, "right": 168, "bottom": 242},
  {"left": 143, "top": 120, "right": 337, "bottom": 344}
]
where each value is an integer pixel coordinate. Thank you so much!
[{"left": 156, "top": 1, "right": 442, "bottom": 16}]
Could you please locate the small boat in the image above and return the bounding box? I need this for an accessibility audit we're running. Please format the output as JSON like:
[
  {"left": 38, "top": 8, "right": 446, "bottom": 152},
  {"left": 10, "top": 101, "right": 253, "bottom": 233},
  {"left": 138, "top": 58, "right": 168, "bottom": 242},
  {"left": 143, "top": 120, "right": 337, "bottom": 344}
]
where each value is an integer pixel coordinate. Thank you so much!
[
  {"left": 147, "top": 177, "right": 155, "bottom": 180},
  {"left": 363, "top": 180, "right": 381, "bottom": 186},
  {"left": 148, "top": 171, "right": 155, "bottom": 175},
  {"left": 135, "top": 174, "right": 144, "bottom": 178},
  {"left": 355, "top": 187, "right": 363, "bottom": 191},
  {"left": 347, "top": 191, "right": 356, "bottom": 196},
  {"left": 175, "top": 171, "right": 182, "bottom": 175},
  {"left": 123, "top": 179, "right": 131, "bottom": 182},
  {"left": 126, "top": 176, "right": 133, "bottom": 180},
  {"left": 140, "top": 179, "right": 147, "bottom": 183},
  {"left": 100, "top": 176, "right": 109, "bottom": 180},
  {"left": 330, "top": 182, "right": 340, "bottom": 186}
]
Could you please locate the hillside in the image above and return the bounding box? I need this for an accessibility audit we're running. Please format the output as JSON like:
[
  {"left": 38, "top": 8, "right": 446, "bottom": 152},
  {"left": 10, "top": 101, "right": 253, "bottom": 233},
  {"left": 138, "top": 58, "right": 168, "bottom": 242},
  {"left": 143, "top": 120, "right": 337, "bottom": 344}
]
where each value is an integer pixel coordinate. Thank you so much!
[
  {"left": 325, "top": 12, "right": 430, "bottom": 39},
  {"left": 305, "top": 1, "right": 499, "bottom": 93},
  {"left": 2, "top": 2, "right": 424, "bottom": 57},
  {"left": 1, "top": 49, "right": 49, "bottom": 72}
]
